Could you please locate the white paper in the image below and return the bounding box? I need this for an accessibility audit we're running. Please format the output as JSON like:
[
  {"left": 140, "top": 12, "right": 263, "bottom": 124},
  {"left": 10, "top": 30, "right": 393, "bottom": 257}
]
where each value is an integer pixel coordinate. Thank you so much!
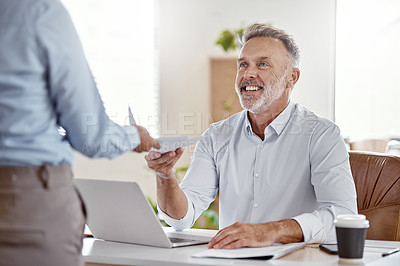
[
  {"left": 192, "top": 242, "right": 306, "bottom": 260},
  {"left": 128, "top": 105, "right": 136, "bottom": 125},
  {"left": 151, "top": 136, "right": 202, "bottom": 153}
]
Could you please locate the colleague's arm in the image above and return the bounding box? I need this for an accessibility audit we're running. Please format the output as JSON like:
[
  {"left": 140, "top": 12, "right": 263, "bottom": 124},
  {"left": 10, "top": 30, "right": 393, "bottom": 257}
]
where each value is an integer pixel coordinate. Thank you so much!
[
  {"left": 36, "top": 2, "right": 157, "bottom": 157},
  {"left": 208, "top": 219, "right": 304, "bottom": 249}
]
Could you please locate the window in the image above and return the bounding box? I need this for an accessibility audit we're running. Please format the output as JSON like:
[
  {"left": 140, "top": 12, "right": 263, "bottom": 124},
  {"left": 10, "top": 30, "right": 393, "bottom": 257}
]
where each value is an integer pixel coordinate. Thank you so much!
[
  {"left": 62, "top": 0, "right": 159, "bottom": 136},
  {"left": 336, "top": 0, "right": 400, "bottom": 140}
]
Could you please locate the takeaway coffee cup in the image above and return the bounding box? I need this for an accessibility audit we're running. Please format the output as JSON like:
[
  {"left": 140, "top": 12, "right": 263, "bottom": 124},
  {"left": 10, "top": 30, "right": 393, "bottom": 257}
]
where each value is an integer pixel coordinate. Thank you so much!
[{"left": 334, "top": 214, "right": 369, "bottom": 264}]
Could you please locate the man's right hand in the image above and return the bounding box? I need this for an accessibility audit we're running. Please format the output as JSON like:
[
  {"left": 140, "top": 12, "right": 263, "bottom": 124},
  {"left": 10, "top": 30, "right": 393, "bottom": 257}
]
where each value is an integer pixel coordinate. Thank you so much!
[
  {"left": 145, "top": 148, "right": 183, "bottom": 179},
  {"left": 145, "top": 147, "right": 187, "bottom": 220}
]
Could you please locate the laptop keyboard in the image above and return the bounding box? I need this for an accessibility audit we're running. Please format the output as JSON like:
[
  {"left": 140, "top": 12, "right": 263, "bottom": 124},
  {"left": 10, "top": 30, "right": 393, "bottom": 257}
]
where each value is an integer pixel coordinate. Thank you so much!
[{"left": 169, "top": 237, "right": 197, "bottom": 243}]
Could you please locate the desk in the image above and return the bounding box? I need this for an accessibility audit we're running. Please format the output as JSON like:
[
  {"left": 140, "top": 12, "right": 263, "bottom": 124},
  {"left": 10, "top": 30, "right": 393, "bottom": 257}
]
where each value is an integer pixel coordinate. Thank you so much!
[{"left": 82, "top": 228, "right": 400, "bottom": 266}]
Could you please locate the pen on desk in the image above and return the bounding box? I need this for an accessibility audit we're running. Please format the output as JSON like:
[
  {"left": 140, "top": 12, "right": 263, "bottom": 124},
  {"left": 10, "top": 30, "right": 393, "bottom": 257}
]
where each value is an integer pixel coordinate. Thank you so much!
[
  {"left": 128, "top": 105, "right": 137, "bottom": 125},
  {"left": 382, "top": 247, "right": 400, "bottom": 257}
]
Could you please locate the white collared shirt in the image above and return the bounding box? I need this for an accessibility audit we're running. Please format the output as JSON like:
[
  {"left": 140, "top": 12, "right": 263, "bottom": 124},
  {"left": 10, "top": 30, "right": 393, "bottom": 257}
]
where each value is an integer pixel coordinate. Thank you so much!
[{"left": 159, "top": 101, "right": 357, "bottom": 243}]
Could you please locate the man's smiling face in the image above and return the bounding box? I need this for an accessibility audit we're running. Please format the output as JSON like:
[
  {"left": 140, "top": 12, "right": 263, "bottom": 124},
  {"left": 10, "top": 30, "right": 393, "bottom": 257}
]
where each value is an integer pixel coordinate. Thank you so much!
[{"left": 235, "top": 36, "right": 292, "bottom": 114}]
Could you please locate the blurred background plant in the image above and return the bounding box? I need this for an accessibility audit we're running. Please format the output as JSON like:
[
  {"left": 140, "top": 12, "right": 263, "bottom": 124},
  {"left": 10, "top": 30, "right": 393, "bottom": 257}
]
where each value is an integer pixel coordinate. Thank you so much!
[
  {"left": 215, "top": 23, "right": 273, "bottom": 53},
  {"left": 215, "top": 28, "right": 244, "bottom": 52},
  {"left": 193, "top": 198, "right": 219, "bottom": 230}
]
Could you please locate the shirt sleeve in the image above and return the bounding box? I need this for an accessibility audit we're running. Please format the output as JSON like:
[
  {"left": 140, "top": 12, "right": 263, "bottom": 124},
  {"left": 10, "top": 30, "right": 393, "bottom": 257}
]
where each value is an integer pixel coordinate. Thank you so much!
[
  {"left": 157, "top": 129, "right": 219, "bottom": 230},
  {"left": 157, "top": 191, "right": 196, "bottom": 231},
  {"left": 293, "top": 123, "right": 357, "bottom": 243},
  {"left": 34, "top": 1, "right": 140, "bottom": 159}
]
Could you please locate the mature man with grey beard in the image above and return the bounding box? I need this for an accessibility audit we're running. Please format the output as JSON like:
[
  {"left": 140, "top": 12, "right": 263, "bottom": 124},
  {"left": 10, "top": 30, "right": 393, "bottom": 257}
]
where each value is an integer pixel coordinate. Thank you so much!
[{"left": 145, "top": 24, "right": 357, "bottom": 249}]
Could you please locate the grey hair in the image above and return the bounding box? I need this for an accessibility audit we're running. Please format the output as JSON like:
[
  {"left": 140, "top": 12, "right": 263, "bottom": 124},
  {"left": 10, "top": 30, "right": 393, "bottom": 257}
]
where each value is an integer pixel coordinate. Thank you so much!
[{"left": 239, "top": 24, "right": 300, "bottom": 67}]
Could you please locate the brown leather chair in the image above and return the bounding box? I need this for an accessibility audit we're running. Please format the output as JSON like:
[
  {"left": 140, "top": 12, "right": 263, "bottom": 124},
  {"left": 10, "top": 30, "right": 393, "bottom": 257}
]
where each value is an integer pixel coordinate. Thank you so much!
[{"left": 349, "top": 151, "right": 400, "bottom": 241}]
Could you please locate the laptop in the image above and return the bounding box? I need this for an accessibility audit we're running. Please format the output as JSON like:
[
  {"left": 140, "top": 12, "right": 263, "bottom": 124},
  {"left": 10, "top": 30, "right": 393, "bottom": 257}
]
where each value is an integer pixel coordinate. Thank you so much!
[{"left": 75, "top": 178, "right": 212, "bottom": 248}]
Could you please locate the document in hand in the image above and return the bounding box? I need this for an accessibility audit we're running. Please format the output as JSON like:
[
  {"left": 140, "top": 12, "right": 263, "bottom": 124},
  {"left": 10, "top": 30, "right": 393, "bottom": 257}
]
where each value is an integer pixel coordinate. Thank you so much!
[
  {"left": 192, "top": 242, "right": 306, "bottom": 260},
  {"left": 151, "top": 136, "right": 202, "bottom": 153}
]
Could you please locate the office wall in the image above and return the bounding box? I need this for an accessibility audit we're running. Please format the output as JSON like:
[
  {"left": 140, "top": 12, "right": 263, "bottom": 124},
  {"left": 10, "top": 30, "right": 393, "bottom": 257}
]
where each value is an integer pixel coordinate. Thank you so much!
[{"left": 73, "top": 0, "right": 336, "bottom": 201}]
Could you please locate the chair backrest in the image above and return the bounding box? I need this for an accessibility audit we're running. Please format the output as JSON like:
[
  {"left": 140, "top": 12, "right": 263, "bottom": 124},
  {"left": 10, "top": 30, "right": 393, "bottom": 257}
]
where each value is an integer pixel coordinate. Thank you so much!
[
  {"left": 349, "top": 139, "right": 389, "bottom": 153},
  {"left": 349, "top": 151, "right": 400, "bottom": 241}
]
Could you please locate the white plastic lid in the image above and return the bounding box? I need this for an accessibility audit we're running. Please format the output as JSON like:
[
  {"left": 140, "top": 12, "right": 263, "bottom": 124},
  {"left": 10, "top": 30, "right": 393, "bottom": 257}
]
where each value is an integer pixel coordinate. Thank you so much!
[{"left": 334, "top": 214, "right": 370, "bottom": 228}]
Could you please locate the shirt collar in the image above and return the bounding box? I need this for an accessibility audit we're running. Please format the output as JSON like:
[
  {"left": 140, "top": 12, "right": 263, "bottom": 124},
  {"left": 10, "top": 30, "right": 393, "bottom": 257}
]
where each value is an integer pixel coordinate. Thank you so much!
[
  {"left": 244, "top": 112, "right": 253, "bottom": 136},
  {"left": 244, "top": 101, "right": 295, "bottom": 137},
  {"left": 269, "top": 101, "right": 295, "bottom": 136}
]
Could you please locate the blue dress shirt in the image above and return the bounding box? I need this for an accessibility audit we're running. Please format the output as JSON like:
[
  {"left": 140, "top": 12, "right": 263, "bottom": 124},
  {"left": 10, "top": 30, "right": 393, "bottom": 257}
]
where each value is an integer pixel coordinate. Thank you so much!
[
  {"left": 0, "top": 0, "right": 140, "bottom": 166},
  {"left": 159, "top": 101, "right": 358, "bottom": 244}
]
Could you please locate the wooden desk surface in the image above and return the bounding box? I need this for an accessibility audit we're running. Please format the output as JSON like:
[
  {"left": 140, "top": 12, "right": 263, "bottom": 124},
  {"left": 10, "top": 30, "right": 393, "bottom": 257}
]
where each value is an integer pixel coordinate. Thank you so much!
[{"left": 82, "top": 229, "right": 400, "bottom": 266}]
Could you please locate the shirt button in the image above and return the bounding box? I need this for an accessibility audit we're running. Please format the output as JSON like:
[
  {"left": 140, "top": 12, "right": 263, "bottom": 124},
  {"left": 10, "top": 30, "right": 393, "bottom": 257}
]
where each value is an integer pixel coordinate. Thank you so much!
[
  {"left": 255, "top": 173, "right": 260, "bottom": 178},
  {"left": 254, "top": 203, "right": 258, "bottom": 208},
  {"left": 259, "top": 144, "right": 264, "bottom": 149}
]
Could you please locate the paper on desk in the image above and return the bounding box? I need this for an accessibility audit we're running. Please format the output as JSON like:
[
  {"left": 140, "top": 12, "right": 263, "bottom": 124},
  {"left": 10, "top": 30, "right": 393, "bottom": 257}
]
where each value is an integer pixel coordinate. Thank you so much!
[
  {"left": 192, "top": 242, "right": 306, "bottom": 260},
  {"left": 151, "top": 136, "right": 202, "bottom": 153}
]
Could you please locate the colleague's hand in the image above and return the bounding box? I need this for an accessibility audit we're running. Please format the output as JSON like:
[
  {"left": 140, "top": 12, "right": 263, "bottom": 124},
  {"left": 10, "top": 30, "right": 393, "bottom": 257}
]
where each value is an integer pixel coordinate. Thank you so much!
[
  {"left": 207, "top": 222, "right": 277, "bottom": 249},
  {"left": 133, "top": 125, "right": 160, "bottom": 153},
  {"left": 145, "top": 148, "right": 183, "bottom": 179}
]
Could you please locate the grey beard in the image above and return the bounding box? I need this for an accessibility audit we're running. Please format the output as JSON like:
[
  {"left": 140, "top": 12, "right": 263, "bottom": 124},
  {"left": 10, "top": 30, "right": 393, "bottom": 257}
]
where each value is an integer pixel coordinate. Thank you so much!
[{"left": 236, "top": 78, "right": 287, "bottom": 114}]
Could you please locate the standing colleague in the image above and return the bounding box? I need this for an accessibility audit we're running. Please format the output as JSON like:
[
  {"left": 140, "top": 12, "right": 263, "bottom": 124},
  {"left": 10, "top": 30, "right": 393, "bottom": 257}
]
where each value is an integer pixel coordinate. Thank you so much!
[
  {"left": 0, "top": 0, "right": 159, "bottom": 265},
  {"left": 146, "top": 24, "right": 357, "bottom": 249}
]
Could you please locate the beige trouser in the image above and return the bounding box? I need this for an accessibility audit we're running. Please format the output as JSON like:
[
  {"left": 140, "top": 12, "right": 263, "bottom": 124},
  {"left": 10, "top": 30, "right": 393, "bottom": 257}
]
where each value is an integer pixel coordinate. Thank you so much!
[{"left": 0, "top": 165, "right": 86, "bottom": 266}]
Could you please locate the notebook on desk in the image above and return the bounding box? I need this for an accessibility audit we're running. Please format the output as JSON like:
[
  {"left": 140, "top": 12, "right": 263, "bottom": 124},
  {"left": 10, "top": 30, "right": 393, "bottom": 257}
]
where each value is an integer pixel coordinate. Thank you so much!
[{"left": 75, "top": 179, "right": 211, "bottom": 248}]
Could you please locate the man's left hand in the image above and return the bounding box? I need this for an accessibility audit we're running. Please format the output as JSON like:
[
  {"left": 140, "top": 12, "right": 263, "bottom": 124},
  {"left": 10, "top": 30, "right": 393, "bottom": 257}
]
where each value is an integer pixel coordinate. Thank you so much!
[
  {"left": 207, "top": 219, "right": 304, "bottom": 249},
  {"left": 207, "top": 222, "right": 276, "bottom": 249}
]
